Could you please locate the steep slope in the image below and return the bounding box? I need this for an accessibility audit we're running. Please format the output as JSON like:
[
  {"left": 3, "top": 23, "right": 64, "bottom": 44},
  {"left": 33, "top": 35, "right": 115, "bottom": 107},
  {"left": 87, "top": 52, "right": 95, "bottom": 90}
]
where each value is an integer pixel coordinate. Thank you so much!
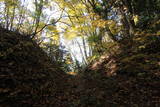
[
  {"left": 76, "top": 34, "right": 160, "bottom": 106},
  {"left": 0, "top": 27, "right": 69, "bottom": 106}
]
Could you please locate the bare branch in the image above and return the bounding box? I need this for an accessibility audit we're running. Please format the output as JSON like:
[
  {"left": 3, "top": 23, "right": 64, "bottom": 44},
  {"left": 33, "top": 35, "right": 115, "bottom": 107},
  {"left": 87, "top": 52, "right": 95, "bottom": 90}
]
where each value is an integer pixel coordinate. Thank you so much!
[{"left": 31, "top": 8, "right": 65, "bottom": 39}]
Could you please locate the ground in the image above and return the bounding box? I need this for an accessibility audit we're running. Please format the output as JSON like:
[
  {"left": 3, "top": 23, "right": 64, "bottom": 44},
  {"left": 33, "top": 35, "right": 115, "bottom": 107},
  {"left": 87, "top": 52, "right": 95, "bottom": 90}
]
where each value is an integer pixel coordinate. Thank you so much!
[{"left": 0, "top": 27, "right": 160, "bottom": 106}]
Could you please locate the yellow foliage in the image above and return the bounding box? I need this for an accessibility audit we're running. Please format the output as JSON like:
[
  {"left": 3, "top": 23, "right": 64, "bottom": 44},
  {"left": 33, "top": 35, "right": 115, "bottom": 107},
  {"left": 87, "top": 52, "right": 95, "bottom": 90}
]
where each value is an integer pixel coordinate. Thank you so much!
[
  {"left": 64, "top": 31, "right": 77, "bottom": 40},
  {"left": 47, "top": 25, "right": 56, "bottom": 31},
  {"left": 76, "top": 3, "right": 85, "bottom": 9},
  {"left": 38, "top": 22, "right": 46, "bottom": 28},
  {"left": 108, "top": 20, "right": 121, "bottom": 35},
  {"left": 133, "top": 15, "right": 139, "bottom": 25},
  {"left": 77, "top": 16, "right": 86, "bottom": 24},
  {"left": 46, "top": 32, "right": 59, "bottom": 42},
  {"left": 91, "top": 19, "right": 121, "bottom": 35},
  {"left": 53, "top": 34, "right": 59, "bottom": 41},
  {"left": 92, "top": 19, "right": 107, "bottom": 28},
  {"left": 64, "top": 26, "right": 83, "bottom": 40},
  {"left": 66, "top": 60, "right": 72, "bottom": 64},
  {"left": 68, "top": 9, "right": 76, "bottom": 15}
]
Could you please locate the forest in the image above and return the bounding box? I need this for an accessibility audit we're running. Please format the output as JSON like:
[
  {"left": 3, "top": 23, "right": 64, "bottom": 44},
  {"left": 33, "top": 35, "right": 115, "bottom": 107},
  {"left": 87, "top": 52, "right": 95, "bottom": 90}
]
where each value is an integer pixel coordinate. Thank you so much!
[{"left": 0, "top": 0, "right": 160, "bottom": 106}]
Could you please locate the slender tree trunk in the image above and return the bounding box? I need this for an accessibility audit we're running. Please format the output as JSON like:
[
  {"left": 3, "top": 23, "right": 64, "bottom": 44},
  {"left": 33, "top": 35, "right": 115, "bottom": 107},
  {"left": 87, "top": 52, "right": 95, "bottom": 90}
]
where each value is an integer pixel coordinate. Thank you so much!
[
  {"left": 10, "top": 5, "right": 16, "bottom": 30},
  {"left": 82, "top": 37, "right": 88, "bottom": 59},
  {"left": 75, "top": 39, "right": 88, "bottom": 65},
  {"left": 4, "top": 3, "right": 10, "bottom": 29}
]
